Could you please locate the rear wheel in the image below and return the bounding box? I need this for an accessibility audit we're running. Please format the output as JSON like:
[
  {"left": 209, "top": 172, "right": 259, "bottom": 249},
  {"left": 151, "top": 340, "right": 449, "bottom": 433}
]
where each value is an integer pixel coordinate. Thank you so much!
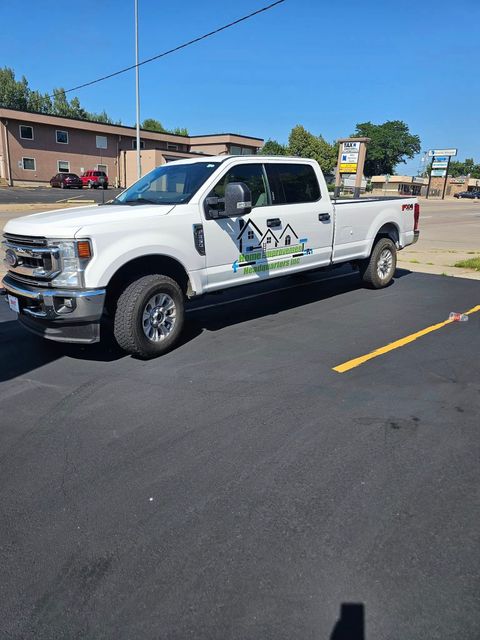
[
  {"left": 359, "top": 237, "right": 397, "bottom": 289},
  {"left": 113, "top": 274, "right": 185, "bottom": 358}
]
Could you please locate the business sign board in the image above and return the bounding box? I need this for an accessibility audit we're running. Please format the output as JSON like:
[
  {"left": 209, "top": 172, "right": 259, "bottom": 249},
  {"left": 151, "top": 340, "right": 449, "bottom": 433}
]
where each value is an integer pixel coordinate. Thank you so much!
[
  {"left": 428, "top": 148, "right": 457, "bottom": 157},
  {"left": 339, "top": 163, "right": 358, "bottom": 173},
  {"left": 432, "top": 161, "right": 448, "bottom": 169},
  {"left": 342, "top": 141, "right": 360, "bottom": 153},
  {"left": 341, "top": 152, "right": 359, "bottom": 163},
  {"left": 431, "top": 169, "right": 447, "bottom": 177}
]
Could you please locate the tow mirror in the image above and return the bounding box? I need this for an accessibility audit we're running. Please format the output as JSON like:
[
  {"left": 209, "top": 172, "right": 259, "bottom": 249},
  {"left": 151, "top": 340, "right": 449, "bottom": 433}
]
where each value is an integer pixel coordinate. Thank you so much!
[
  {"left": 204, "top": 182, "right": 252, "bottom": 219},
  {"left": 224, "top": 182, "right": 252, "bottom": 216}
]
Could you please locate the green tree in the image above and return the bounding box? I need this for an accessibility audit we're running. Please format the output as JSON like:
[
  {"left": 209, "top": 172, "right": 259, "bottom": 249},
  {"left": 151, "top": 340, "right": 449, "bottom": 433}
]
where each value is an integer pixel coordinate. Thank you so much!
[
  {"left": 89, "top": 109, "right": 113, "bottom": 124},
  {"left": 171, "top": 126, "right": 189, "bottom": 136},
  {"left": 260, "top": 127, "right": 337, "bottom": 172},
  {"left": 288, "top": 125, "right": 338, "bottom": 173},
  {"left": 69, "top": 96, "right": 88, "bottom": 120},
  {"left": 352, "top": 120, "right": 421, "bottom": 176},
  {"left": 51, "top": 88, "right": 74, "bottom": 117},
  {"left": 27, "top": 89, "right": 52, "bottom": 114},
  {"left": 445, "top": 158, "right": 480, "bottom": 178},
  {"left": 0, "top": 67, "right": 29, "bottom": 110},
  {"left": 141, "top": 118, "right": 167, "bottom": 132},
  {"left": 260, "top": 139, "right": 289, "bottom": 156},
  {"left": 0, "top": 66, "right": 116, "bottom": 124}
]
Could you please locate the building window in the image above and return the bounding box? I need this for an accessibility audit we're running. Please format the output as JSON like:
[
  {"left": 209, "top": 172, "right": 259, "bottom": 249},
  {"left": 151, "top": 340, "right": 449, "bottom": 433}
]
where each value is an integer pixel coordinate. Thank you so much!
[
  {"left": 241, "top": 147, "right": 254, "bottom": 155},
  {"left": 230, "top": 145, "right": 242, "bottom": 155},
  {"left": 266, "top": 236, "right": 271, "bottom": 244},
  {"left": 57, "top": 160, "right": 70, "bottom": 173},
  {"left": 97, "top": 164, "right": 108, "bottom": 174},
  {"left": 22, "top": 157, "right": 36, "bottom": 170},
  {"left": 247, "top": 230, "right": 254, "bottom": 240},
  {"left": 284, "top": 235, "right": 291, "bottom": 246},
  {"left": 132, "top": 139, "right": 145, "bottom": 150},
  {"left": 56, "top": 130, "right": 69, "bottom": 144},
  {"left": 19, "top": 125, "right": 33, "bottom": 140},
  {"left": 167, "top": 143, "right": 178, "bottom": 151},
  {"left": 96, "top": 135, "right": 108, "bottom": 149}
]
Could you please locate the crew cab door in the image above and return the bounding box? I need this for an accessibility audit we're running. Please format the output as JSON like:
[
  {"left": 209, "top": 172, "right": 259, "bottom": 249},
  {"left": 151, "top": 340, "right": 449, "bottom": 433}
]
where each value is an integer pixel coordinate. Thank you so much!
[{"left": 201, "top": 160, "right": 334, "bottom": 291}]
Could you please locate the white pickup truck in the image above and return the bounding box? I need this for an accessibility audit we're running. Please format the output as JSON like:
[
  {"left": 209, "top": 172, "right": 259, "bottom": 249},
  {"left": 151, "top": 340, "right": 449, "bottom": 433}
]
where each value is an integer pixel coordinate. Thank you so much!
[{"left": 1, "top": 156, "right": 419, "bottom": 358}]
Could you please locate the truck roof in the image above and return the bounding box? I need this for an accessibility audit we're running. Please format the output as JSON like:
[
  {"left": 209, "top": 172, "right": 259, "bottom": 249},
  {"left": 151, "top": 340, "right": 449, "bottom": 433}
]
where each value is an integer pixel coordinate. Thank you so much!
[{"left": 170, "top": 155, "right": 316, "bottom": 166}]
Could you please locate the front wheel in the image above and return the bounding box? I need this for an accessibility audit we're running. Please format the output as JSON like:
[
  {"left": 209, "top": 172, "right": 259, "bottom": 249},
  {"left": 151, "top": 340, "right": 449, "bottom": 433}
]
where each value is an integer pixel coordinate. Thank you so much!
[
  {"left": 113, "top": 274, "right": 185, "bottom": 358},
  {"left": 359, "top": 238, "right": 397, "bottom": 289}
]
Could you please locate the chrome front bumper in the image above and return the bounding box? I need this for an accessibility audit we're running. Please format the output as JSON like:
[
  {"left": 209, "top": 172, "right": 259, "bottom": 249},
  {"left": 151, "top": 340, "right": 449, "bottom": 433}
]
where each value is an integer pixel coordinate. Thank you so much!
[{"left": 1, "top": 274, "right": 106, "bottom": 343}]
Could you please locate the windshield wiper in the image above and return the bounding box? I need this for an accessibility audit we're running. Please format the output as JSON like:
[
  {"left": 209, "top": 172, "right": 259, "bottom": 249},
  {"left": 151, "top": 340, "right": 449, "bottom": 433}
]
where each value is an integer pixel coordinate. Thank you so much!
[{"left": 124, "top": 197, "right": 161, "bottom": 206}]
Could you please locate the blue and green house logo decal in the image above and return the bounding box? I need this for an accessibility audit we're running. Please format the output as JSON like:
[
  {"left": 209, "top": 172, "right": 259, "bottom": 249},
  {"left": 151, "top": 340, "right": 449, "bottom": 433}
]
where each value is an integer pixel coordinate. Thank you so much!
[{"left": 232, "top": 218, "right": 312, "bottom": 274}]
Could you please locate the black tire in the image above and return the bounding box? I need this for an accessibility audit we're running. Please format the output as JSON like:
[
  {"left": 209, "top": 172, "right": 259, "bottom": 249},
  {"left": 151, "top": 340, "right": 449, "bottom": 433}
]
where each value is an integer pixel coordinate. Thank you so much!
[
  {"left": 359, "top": 237, "right": 397, "bottom": 289},
  {"left": 113, "top": 274, "right": 185, "bottom": 358}
]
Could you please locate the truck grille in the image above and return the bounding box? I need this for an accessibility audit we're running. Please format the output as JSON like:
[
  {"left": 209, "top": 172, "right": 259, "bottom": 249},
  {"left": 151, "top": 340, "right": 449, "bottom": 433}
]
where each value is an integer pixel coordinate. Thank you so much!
[{"left": 2, "top": 233, "right": 60, "bottom": 286}]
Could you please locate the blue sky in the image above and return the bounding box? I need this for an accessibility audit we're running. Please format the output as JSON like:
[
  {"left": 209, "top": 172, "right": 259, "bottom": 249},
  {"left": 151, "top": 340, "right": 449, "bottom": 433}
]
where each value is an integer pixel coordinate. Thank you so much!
[{"left": 1, "top": 0, "right": 479, "bottom": 173}]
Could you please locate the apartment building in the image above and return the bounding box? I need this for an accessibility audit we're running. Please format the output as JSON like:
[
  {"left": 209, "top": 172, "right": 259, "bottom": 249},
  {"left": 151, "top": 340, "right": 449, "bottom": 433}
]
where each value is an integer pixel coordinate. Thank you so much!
[{"left": 0, "top": 107, "right": 263, "bottom": 187}]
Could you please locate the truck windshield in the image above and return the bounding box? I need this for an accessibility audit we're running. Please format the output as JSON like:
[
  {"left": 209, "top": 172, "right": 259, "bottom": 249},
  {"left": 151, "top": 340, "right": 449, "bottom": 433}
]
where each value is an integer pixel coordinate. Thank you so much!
[{"left": 112, "top": 162, "right": 220, "bottom": 205}]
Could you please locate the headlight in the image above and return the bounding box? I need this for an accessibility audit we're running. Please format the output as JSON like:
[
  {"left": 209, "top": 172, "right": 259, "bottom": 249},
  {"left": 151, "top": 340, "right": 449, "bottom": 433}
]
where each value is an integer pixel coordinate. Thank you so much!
[{"left": 48, "top": 239, "right": 93, "bottom": 288}]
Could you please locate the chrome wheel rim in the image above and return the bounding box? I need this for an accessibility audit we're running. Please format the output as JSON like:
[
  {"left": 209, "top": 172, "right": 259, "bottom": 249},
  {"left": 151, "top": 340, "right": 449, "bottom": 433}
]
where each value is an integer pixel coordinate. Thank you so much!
[
  {"left": 377, "top": 248, "right": 393, "bottom": 280},
  {"left": 142, "top": 293, "right": 176, "bottom": 342}
]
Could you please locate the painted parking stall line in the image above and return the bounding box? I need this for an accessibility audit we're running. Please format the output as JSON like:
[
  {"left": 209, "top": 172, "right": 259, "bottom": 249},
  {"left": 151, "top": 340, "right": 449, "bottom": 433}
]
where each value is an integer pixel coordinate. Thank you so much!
[{"left": 333, "top": 304, "right": 480, "bottom": 373}]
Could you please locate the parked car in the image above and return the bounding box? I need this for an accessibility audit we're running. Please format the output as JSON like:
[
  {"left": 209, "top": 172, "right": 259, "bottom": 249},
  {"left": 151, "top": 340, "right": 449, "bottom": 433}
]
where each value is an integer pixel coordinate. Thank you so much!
[
  {"left": 454, "top": 190, "right": 480, "bottom": 199},
  {"left": 81, "top": 170, "right": 109, "bottom": 189},
  {"left": 2, "top": 156, "right": 420, "bottom": 358},
  {"left": 49, "top": 173, "right": 83, "bottom": 189}
]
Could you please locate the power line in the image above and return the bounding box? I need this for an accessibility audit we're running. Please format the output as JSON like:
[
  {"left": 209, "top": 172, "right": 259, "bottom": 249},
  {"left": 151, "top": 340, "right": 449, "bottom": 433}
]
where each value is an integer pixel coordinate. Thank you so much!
[{"left": 47, "top": 0, "right": 285, "bottom": 99}]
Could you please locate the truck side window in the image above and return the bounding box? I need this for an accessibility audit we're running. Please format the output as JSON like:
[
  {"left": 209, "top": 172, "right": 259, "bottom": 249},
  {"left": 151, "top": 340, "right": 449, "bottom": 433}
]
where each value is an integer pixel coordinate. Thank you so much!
[
  {"left": 266, "top": 164, "right": 321, "bottom": 204},
  {"left": 209, "top": 164, "right": 269, "bottom": 208}
]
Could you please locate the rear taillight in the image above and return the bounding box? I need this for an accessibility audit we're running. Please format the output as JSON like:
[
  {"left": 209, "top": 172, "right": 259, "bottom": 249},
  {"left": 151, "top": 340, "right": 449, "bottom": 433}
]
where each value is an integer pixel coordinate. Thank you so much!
[{"left": 414, "top": 203, "right": 420, "bottom": 231}]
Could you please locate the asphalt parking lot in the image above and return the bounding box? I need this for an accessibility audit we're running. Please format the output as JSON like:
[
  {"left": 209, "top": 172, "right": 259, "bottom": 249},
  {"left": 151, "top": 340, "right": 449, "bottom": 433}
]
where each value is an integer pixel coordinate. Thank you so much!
[
  {"left": 1, "top": 266, "right": 479, "bottom": 639},
  {"left": 0, "top": 185, "right": 123, "bottom": 206}
]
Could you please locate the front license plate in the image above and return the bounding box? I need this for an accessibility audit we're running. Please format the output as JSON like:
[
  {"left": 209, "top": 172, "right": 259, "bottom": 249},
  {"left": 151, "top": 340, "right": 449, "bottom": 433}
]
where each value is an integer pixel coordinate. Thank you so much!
[{"left": 7, "top": 294, "right": 20, "bottom": 313}]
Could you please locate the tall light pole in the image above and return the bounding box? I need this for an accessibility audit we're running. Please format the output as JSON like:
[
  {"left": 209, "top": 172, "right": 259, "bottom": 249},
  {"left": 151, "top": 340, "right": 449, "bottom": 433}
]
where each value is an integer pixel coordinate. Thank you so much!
[{"left": 135, "top": 0, "right": 141, "bottom": 179}]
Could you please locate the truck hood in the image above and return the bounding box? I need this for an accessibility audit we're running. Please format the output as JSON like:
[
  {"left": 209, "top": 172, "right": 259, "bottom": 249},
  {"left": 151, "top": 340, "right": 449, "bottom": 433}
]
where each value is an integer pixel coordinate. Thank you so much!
[{"left": 3, "top": 203, "right": 176, "bottom": 238}]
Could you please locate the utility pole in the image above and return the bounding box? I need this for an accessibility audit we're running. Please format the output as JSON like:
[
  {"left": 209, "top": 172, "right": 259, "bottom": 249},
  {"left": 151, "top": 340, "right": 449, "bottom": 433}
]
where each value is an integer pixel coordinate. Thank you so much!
[{"left": 135, "top": 0, "right": 141, "bottom": 179}]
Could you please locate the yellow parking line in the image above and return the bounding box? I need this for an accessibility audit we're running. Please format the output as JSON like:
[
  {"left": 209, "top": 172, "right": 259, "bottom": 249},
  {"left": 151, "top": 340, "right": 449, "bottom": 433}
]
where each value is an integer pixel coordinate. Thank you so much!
[{"left": 333, "top": 304, "right": 480, "bottom": 373}]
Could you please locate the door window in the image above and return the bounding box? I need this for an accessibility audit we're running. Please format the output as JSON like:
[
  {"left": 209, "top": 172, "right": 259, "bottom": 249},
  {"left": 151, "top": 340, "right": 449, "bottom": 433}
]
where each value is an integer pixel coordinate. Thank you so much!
[
  {"left": 266, "top": 163, "right": 320, "bottom": 204},
  {"left": 209, "top": 163, "right": 269, "bottom": 208}
]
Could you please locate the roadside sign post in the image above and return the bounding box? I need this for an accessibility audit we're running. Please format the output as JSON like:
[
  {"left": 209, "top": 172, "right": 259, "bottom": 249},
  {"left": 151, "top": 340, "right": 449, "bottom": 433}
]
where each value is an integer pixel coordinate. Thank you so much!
[
  {"left": 426, "top": 148, "right": 457, "bottom": 199},
  {"left": 334, "top": 137, "right": 370, "bottom": 199},
  {"left": 441, "top": 157, "right": 451, "bottom": 200}
]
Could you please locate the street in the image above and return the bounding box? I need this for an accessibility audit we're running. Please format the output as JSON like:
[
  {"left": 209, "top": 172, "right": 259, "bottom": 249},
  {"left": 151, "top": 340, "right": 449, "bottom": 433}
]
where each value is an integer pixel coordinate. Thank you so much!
[{"left": 1, "top": 266, "right": 479, "bottom": 639}]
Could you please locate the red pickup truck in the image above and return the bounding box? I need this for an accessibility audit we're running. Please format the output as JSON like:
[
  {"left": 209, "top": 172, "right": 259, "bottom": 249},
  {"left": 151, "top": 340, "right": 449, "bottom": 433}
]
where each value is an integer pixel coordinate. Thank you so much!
[{"left": 81, "top": 170, "right": 109, "bottom": 189}]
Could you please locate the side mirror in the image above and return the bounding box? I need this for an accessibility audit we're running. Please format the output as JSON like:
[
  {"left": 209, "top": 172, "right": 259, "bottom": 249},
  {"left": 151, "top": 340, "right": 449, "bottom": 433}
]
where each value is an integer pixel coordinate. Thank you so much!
[
  {"left": 204, "top": 182, "right": 253, "bottom": 219},
  {"left": 224, "top": 182, "right": 252, "bottom": 216}
]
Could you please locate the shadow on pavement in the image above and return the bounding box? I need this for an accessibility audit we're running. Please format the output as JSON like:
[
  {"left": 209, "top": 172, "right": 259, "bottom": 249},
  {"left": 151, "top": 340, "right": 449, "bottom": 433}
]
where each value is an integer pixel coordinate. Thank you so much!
[
  {"left": 330, "top": 603, "right": 365, "bottom": 640},
  {"left": 0, "top": 317, "right": 126, "bottom": 383},
  {"left": 187, "top": 268, "right": 411, "bottom": 332},
  {"left": 0, "top": 268, "right": 412, "bottom": 381}
]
